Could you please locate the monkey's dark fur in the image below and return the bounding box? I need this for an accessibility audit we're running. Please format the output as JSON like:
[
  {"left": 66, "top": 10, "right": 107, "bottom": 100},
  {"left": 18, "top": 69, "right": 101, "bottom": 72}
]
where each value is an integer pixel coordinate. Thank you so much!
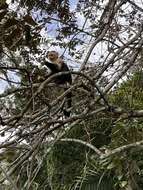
[
  {"left": 45, "top": 61, "right": 72, "bottom": 84},
  {"left": 45, "top": 60, "right": 72, "bottom": 117}
]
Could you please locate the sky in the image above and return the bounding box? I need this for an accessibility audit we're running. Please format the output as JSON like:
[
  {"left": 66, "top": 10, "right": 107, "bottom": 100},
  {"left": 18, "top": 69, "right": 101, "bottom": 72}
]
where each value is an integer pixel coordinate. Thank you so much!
[
  {"left": 0, "top": 0, "right": 143, "bottom": 145},
  {"left": 1, "top": 0, "right": 143, "bottom": 93}
]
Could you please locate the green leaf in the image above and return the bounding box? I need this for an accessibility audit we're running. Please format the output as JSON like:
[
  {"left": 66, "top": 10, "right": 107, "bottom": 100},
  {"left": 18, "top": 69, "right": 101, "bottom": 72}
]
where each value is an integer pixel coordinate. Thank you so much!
[
  {"left": 107, "top": 162, "right": 115, "bottom": 170},
  {"left": 120, "top": 181, "right": 127, "bottom": 188}
]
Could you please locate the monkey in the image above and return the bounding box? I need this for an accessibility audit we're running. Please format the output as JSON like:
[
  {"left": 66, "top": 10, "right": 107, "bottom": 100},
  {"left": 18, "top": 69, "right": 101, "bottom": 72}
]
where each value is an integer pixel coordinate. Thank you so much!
[
  {"left": 45, "top": 51, "right": 72, "bottom": 84},
  {"left": 44, "top": 51, "right": 72, "bottom": 117}
]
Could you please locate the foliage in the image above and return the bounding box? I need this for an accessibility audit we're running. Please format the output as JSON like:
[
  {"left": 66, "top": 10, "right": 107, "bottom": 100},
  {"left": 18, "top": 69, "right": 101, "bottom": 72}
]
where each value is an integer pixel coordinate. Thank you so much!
[{"left": 0, "top": 0, "right": 143, "bottom": 189}]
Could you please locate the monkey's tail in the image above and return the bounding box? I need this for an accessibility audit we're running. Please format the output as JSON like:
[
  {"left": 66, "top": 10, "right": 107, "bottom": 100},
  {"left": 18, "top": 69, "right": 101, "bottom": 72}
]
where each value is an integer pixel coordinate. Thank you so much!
[{"left": 63, "top": 92, "right": 72, "bottom": 117}]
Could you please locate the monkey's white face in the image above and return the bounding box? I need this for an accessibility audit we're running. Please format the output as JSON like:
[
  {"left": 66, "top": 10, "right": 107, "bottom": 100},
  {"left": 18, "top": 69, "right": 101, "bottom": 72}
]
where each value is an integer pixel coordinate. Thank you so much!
[{"left": 48, "top": 52, "right": 58, "bottom": 62}]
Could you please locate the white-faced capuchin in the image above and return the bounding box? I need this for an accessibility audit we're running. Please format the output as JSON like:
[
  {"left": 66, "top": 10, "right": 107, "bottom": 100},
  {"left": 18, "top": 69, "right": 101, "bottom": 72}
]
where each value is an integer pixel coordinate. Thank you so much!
[{"left": 44, "top": 51, "right": 72, "bottom": 117}]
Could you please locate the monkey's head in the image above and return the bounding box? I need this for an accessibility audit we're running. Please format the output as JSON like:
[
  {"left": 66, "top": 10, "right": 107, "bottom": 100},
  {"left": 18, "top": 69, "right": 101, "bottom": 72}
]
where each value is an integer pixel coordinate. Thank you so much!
[{"left": 47, "top": 51, "right": 59, "bottom": 62}]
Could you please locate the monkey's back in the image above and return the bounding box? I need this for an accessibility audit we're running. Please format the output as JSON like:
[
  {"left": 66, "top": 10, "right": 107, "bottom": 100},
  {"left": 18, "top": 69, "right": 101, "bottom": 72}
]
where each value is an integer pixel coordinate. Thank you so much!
[{"left": 56, "top": 62, "right": 72, "bottom": 84}]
